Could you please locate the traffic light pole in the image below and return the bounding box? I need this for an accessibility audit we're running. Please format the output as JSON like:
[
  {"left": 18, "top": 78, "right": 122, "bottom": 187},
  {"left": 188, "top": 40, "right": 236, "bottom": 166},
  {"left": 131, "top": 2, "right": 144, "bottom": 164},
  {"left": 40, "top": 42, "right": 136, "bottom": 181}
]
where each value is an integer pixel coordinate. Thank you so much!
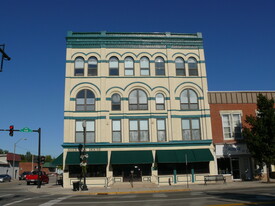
[{"left": 33, "top": 128, "right": 41, "bottom": 188}]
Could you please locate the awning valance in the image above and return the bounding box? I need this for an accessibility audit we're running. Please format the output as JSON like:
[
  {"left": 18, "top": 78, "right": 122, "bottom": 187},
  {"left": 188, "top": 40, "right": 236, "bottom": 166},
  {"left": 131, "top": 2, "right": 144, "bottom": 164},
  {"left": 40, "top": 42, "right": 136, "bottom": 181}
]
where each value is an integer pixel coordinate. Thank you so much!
[
  {"left": 111, "top": 151, "right": 153, "bottom": 164},
  {"left": 156, "top": 149, "right": 214, "bottom": 163},
  {"left": 65, "top": 151, "right": 108, "bottom": 165},
  {"left": 52, "top": 153, "right": 63, "bottom": 166}
]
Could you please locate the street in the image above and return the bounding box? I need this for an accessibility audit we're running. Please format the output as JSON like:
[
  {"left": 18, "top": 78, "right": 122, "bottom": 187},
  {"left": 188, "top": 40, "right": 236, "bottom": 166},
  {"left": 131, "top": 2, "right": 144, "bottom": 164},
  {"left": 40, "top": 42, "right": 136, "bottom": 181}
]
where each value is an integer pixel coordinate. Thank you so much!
[{"left": 0, "top": 178, "right": 275, "bottom": 206}]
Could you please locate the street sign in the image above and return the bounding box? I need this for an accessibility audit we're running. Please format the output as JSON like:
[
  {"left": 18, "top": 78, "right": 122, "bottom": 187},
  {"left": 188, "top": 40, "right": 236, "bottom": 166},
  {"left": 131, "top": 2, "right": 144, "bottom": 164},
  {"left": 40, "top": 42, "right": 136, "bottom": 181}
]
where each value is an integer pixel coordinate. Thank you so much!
[{"left": 20, "top": 127, "right": 33, "bottom": 132}]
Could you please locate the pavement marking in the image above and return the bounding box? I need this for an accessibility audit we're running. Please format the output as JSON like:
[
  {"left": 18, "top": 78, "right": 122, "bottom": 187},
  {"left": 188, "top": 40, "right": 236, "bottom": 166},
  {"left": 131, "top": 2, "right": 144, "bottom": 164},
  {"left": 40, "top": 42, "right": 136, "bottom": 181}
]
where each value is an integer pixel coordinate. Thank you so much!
[
  {"left": 152, "top": 193, "right": 168, "bottom": 198},
  {"left": 207, "top": 201, "right": 275, "bottom": 206},
  {"left": 3, "top": 197, "right": 33, "bottom": 206},
  {"left": 39, "top": 196, "right": 71, "bottom": 206},
  {"left": 0, "top": 194, "right": 13, "bottom": 198}
]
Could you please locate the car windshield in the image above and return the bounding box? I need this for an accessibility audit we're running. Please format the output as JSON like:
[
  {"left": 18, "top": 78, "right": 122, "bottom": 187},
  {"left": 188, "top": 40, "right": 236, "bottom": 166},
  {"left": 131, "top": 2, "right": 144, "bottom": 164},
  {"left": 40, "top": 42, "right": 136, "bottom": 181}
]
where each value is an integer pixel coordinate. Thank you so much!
[{"left": 0, "top": 175, "right": 6, "bottom": 177}]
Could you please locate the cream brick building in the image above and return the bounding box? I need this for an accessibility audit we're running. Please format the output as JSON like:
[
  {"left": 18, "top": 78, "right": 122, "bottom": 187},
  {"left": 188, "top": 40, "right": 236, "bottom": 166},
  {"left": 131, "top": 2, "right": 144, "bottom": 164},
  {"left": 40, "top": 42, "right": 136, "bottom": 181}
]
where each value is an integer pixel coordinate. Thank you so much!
[{"left": 62, "top": 31, "right": 216, "bottom": 188}]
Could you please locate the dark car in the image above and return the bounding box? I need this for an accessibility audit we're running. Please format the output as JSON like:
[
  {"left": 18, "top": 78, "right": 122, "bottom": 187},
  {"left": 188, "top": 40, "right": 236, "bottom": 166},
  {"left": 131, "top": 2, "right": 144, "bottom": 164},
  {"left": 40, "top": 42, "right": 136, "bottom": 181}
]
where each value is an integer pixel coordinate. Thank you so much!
[
  {"left": 19, "top": 171, "right": 31, "bottom": 180},
  {"left": 0, "top": 174, "right": 11, "bottom": 182}
]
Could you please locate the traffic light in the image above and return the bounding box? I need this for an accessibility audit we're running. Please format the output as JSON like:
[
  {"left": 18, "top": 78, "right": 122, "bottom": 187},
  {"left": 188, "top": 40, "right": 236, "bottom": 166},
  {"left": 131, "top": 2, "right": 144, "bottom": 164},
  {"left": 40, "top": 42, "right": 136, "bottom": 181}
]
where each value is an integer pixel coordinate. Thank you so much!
[
  {"left": 9, "top": 125, "right": 14, "bottom": 136},
  {"left": 41, "top": 156, "right": 45, "bottom": 164}
]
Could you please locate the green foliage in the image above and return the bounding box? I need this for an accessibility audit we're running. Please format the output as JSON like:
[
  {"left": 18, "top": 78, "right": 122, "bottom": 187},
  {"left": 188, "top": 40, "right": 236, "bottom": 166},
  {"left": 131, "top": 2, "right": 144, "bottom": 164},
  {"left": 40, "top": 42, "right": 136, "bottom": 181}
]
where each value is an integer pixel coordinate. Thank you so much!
[
  {"left": 243, "top": 94, "right": 275, "bottom": 169},
  {"left": 0, "top": 149, "right": 9, "bottom": 154}
]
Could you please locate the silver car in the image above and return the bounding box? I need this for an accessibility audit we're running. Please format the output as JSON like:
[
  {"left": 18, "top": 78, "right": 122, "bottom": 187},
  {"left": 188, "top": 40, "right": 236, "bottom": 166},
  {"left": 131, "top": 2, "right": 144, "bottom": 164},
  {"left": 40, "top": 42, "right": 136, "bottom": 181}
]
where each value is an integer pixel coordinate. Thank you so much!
[{"left": 0, "top": 174, "right": 11, "bottom": 182}]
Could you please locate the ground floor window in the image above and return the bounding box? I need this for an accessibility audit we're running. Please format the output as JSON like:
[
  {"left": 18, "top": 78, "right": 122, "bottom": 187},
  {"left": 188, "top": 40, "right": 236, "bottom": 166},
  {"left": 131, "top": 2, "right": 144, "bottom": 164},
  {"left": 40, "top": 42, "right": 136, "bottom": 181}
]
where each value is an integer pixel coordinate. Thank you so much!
[
  {"left": 68, "top": 165, "right": 106, "bottom": 178},
  {"left": 158, "top": 162, "right": 209, "bottom": 175},
  {"left": 217, "top": 158, "right": 231, "bottom": 174},
  {"left": 113, "top": 164, "right": 152, "bottom": 182}
]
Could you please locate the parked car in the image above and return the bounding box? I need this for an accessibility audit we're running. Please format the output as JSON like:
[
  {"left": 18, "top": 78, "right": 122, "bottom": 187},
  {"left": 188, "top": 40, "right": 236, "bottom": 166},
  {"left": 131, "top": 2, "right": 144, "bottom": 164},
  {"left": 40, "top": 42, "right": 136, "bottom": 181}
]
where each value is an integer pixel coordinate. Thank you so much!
[
  {"left": 19, "top": 171, "right": 32, "bottom": 180},
  {"left": 25, "top": 171, "right": 49, "bottom": 185},
  {"left": 0, "top": 174, "right": 11, "bottom": 182}
]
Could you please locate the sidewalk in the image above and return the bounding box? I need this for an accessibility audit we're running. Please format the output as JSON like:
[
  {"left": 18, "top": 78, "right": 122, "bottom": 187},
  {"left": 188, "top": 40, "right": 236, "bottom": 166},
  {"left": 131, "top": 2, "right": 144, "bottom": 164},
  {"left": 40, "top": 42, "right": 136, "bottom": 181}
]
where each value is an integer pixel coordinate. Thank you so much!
[{"left": 27, "top": 179, "right": 275, "bottom": 195}]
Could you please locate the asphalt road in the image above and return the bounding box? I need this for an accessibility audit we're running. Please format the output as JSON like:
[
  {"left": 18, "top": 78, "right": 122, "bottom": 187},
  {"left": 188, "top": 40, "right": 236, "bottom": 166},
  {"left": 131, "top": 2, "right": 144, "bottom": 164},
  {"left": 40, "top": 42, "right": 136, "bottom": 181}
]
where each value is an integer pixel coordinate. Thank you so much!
[{"left": 1, "top": 180, "right": 275, "bottom": 206}]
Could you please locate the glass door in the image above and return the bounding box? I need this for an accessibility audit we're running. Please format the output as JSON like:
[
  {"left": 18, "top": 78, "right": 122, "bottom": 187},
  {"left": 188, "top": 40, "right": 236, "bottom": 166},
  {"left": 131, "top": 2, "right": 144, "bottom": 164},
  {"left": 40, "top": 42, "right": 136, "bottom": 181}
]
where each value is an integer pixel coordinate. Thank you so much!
[{"left": 231, "top": 158, "right": 240, "bottom": 179}]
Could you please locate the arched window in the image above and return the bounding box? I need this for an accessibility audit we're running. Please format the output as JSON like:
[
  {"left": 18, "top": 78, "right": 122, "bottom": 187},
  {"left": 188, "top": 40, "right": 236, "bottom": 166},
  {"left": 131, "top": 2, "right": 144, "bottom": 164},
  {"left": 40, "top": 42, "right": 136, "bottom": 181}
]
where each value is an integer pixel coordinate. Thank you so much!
[
  {"left": 124, "top": 57, "right": 134, "bottom": 76},
  {"left": 76, "top": 89, "right": 95, "bottom": 111},
  {"left": 175, "top": 57, "right": 185, "bottom": 76},
  {"left": 140, "top": 57, "right": 150, "bottom": 76},
  {"left": 155, "top": 57, "right": 165, "bottom": 75},
  {"left": 88, "top": 57, "right": 98, "bottom": 76},
  {"left": 180, "top": 89, "right": 198, "bottom": 110},
  {"left": 156, "top": 93, "right": 165, "bottom": 110},
  {"left": 188, "top": 57, "right": 198, "bottom": 76},
  {"left": 129, "top": 89, "right": 148, "bottom": 110},
  {"left": 74, "top": 57, "right": 84, "bottom": 76},
  {"left": 109, "top": 57, "right": 119, "bottom": 76},
  {"left": 111, "top": 93, "right": 121, "bottom": 111}
]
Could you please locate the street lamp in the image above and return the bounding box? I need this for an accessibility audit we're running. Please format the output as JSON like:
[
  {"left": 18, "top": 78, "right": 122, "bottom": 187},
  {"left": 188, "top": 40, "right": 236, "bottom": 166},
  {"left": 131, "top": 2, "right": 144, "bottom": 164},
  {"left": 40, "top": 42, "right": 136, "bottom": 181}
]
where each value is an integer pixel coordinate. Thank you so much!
[
  {"left": 13, "top": 138, "right": 27, "bottom": 179},
  {"left": 80, "top": 120, "right": 88, "bottom": 191}
]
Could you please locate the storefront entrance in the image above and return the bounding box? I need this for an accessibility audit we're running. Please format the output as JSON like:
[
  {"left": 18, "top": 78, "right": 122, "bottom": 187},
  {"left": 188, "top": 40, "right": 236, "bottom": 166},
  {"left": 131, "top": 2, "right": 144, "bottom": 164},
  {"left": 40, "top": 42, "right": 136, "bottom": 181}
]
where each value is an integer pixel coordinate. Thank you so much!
[
  {"left": 232, "top": 158, "right": 241, "bottom": 179},
  {"left": 113, "top": 164, "right": 151, "bottom": 182}
]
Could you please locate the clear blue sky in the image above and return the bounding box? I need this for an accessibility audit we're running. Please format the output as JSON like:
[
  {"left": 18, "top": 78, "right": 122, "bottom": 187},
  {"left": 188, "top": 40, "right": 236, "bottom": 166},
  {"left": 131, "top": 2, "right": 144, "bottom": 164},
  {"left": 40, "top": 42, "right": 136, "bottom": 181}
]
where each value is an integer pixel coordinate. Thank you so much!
[{"left": 1, "top": 0, "right": 274, "bottom": 158}]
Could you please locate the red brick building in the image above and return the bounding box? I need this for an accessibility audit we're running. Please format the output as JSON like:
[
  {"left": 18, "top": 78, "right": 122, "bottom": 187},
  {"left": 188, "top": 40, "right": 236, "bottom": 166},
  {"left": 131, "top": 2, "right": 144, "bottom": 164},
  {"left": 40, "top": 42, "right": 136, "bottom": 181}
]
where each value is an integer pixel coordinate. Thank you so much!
[{"left": 208, "top": 91, "right": 275, "bottom": 181}]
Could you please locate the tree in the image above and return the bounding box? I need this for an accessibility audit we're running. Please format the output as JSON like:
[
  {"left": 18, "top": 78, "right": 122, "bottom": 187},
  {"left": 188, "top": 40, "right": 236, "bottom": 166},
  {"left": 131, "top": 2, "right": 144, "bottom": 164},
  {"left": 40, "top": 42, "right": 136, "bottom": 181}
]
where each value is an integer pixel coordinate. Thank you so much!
[{"left": 242, "top": 94, "right": 275, "bottom": 182}]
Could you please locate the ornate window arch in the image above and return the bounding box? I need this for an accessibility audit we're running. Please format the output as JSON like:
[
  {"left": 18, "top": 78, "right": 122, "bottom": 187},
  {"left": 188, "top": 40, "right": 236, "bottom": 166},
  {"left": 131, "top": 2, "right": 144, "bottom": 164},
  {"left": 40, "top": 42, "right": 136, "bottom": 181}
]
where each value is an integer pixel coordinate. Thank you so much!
[
  {"left": 124, "top": 56, "right": 134, "bottom": 76},
  {"left": 111, "top": 93, "right": 121, "bottom": 111},
  {"left": 155, "top": 57, "right": 165, "bottom": 76},
  {"left": 175, "top": 57, "right": 185, "bottom": 76},
  {"left": 76, "top": 89, "right": 95, "bottom": 111},
  {"left": 180, "top": 89, "right": 198, "bottom": 110},
  {"left": 88, "top": 57, "right": 98, "bottom": 76},
  {"left": 74, "top": 57, "right": 84, "bottom": 76},
  {"left": 109, "top": 57, "right": 119, "bottom": 76},
  {"left": 188, "top": 57, "right": 198, "bottom": 76},
  {"left": 140, "top": 56, "right": 150, "bottom": 76},
  {"left": 156, "top": 93, "right": 165, "bottom": 110},
  {"left": 129, "top": 89, "right": 148, "bottom": 110}
]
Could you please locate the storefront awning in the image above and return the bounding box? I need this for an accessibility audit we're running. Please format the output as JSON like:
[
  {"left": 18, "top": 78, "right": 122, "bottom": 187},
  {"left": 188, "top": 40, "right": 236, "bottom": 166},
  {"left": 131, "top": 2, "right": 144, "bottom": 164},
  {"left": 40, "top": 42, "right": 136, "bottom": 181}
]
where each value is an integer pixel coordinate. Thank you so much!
[
  {"left": 52, "top": 153, "right": 63, "bottom": 166},
  {"left": 156, "top": 149, "right": 214, "bottom": 163},
  {"left": 65, "top": 151, "right": 108, "bottom": 165},
  {"left": 111, "top": 151, "right": 153, "bottom": 164}
]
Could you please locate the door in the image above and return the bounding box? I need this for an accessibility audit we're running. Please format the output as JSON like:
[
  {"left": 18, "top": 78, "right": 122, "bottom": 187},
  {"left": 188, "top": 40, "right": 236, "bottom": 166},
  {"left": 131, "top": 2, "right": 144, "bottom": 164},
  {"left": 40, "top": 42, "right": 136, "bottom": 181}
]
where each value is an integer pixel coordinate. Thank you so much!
[{"left": 231, "top": 158, "right": 240, "bottom": 179}]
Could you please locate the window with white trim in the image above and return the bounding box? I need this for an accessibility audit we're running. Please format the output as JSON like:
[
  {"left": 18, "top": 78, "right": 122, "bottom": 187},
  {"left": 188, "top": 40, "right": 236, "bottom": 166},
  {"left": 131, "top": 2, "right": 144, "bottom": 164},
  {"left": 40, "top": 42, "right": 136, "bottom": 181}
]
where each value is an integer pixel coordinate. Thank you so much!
[
  {"left": 74, "top": 57, "right": 84, "bottom": 76},
  {"left": 156, "top": 93, "right": 165, "bottom": 110},
  {"left": 75, "top": 120, "right": 95, "bottom": 143},
  {"left": 109, "top": 57, "right": 119, "bottom": 76},
  {"left": 182, "top": 118, "right": 201, "bottom": 140},
  {"left": 140, "top": 57, "right": 150, "bottom": 76},
  {"left": 129, "top": 119, "right": 149, "bottom": 142},
  {"left": 157, "top": 119, "right": 166, "bottom": 142},
  {"left": 175, "top": 57, "right": 185, "bottom": 76},
  {"left": 88, "top": 57, "right": 98, "bottom": 76},
  {"left": 155, "top": 57, "right": 165, "bottom": 76},
  {"left": 221, "top": 113, "right": 242, "bottom": 139},
  {"left": 112, "top": 120, "right": 121, "bottom": 142},
  {"left": 124, "top": 57, "right": 134, "bottom": 76},
  {"left": 188, "top": 57, "right": 198, "bottom": 76}
]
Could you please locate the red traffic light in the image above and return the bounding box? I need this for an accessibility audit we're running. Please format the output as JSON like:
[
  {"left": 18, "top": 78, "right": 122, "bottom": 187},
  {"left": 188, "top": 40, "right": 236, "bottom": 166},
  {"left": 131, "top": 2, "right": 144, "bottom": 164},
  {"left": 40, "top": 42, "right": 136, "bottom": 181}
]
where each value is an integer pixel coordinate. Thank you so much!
[{"left": 9, "top": 125, "right": 14, "bottom": 136}]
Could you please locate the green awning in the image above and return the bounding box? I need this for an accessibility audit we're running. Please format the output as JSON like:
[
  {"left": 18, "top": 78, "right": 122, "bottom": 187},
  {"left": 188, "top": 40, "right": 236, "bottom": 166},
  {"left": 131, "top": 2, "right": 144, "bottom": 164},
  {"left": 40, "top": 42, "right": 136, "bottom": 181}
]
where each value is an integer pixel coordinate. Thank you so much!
[
  {"left": 156, "top": 149, "right": 214, "bottom": 163},
  {"left": 52, "top": 153, "right": 63, "bottom": 166},
  {"left": 43, "top": 162, "right": 55, "bottom": 168},
  {"left": 111, "top": 151, "right": 153, "bottom": 164},
  {"left": 65, "top": 151, "right": 108, "bottom": 165}
]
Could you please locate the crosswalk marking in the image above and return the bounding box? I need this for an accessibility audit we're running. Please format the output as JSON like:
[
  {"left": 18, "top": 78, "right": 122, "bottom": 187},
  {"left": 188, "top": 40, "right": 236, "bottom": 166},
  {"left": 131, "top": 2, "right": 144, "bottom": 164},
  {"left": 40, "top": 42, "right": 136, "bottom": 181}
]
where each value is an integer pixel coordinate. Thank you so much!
[
  {"left": 39, "top": 196, "right": 70, "bottom": 206},
  {"left": 3, "top": 197, "right": 33, "bottom": 206},
  {"left": 152, "top": 193, "right": 168, "bottom": 197}
]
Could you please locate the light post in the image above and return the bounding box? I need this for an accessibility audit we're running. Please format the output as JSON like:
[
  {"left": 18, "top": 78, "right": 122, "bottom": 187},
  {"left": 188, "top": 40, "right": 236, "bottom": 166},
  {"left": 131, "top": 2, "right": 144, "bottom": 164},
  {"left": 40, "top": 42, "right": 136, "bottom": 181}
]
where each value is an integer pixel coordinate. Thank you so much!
[
  {"left": 13, "top": 138, "right": 27, "bottom": 179},
  {"left": 81, "top": 120, "right": 88, "bottom": 191}
]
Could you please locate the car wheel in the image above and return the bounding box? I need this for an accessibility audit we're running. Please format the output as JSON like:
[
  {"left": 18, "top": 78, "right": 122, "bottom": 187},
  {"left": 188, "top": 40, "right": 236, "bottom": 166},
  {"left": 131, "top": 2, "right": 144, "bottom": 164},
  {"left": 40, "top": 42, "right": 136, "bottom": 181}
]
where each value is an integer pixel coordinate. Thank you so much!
[{"left": 27, "top": 182, "right": 30, "bottom": 185}]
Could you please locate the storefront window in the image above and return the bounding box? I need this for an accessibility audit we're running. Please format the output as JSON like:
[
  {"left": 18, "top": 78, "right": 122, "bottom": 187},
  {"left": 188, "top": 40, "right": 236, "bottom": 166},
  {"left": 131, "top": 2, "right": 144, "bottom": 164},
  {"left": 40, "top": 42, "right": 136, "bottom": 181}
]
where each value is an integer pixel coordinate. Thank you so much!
[
  {"left": 217, "top": 158, "right": 231, "bottom": 174},
  {"left": 68, "top": 165, "right": 106, "bottom": 178}
]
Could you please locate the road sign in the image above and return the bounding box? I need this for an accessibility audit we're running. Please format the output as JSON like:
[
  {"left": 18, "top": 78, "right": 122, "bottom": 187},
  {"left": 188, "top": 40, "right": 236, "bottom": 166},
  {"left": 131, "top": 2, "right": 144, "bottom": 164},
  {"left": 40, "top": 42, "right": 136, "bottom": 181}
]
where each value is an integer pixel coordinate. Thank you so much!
[{"left": 20, "top": 127, "right": 33, "bottom": 132}]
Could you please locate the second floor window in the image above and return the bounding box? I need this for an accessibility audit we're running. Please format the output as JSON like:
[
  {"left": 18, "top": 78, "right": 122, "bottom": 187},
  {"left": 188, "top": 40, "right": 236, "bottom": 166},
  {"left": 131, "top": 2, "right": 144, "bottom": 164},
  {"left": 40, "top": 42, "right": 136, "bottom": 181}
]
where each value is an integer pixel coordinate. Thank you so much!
[
  {"left": 75, "top": 120, "right": 95, "bottom": 143},
  {"left": 155, "top": 57, "right": 165, "bottom": 76},
  {"left": 88, "top": 57, "right": 98, "bottom": 76},
  {"left": 221, "top": 113, "right": 242, "bottom": 139},
  {"left": 112, "top": 120, "right": 121, "bottom": 142},
  {"left": 124, "top": 57, "right": 134, "bottom": 76},
  {"left": 182, "top": 118, "right": 201, "bottom": 140},
  {"left": 180, "top": 89, "right": 198, "bottom": 110},
  {"left": 129, "top": 89, "right": 148, "bottom": 110},
  {"left": 156, "top": 93, "right": 165, "bottom": 110},
  {"left": 74, "top": 57, "right": 84, "bottom": 76},
  {"left": 109, "top": 57, "right": 119, "bottom": 76},
  {"left": 111, "top": 93, "right": 121, "bottom": 111},
  {"left": 140, "top": 57, "right": 150, "bottom": 76},
  {"left": 76, "top": 89, "right": 95, "bottom": 111},
  {"left": 129, "top": 119, "right": 149, "bottom": 142},
  {"left": 175, "top": 57, "right": 185, "bottom": 76},
  {"left": 157, "top": 119, "right": 166, "bottom": 142}
]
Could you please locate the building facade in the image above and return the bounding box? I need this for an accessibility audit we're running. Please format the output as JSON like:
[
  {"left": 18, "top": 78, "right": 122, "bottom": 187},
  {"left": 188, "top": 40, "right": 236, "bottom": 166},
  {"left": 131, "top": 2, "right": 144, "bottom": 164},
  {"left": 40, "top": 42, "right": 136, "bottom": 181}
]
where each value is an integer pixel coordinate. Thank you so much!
[
  {"left": 208, "top": 91, "right": 275, "bottom": 181},
  {"left": 62, "top": 31, "right": 215, "bottom": 188},
  {"left": 0, "top": 153, "right": 21, "bottom": 179}
]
